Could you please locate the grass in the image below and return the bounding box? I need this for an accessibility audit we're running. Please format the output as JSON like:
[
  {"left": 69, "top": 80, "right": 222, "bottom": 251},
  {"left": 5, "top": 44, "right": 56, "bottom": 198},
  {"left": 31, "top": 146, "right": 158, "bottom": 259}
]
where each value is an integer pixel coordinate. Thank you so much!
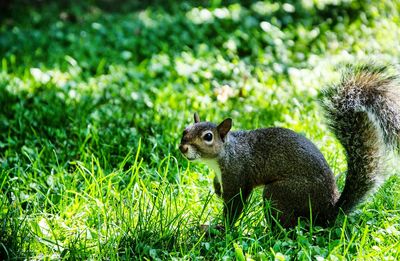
[{"left": 1, "top": 0, "right": 400, "bottom": 259}]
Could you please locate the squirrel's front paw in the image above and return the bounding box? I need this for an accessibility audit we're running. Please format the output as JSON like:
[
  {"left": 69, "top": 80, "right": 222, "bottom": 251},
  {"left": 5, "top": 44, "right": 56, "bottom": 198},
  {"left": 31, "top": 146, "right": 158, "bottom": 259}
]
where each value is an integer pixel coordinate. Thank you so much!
[{"left": 213, "top": 180, "right": 222, "bottom": 197}]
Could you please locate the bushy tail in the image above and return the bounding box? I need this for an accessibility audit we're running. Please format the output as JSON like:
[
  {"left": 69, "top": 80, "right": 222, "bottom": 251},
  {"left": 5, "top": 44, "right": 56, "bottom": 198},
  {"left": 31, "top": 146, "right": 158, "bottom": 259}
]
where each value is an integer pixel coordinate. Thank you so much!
[{"left": 322, "top": 64, "right": 400, "bottom": 213}]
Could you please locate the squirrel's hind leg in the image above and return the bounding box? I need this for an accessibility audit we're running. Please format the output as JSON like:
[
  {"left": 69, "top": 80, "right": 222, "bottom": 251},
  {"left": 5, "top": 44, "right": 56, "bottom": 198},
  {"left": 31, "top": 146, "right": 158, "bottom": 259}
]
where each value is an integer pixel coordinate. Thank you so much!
[
  {"left": 262, "top": 180, "right": 334, "bottom": 228},
  {"left": 262, "top": 185, "right": 297, "bottom": 228}
]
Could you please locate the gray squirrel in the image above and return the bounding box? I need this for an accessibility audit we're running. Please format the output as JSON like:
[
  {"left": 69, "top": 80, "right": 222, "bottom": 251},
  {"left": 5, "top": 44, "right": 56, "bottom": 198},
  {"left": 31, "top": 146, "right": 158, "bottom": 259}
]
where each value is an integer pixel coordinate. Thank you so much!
[{"left": 179, "top": 65, "right": 400, "bottom": 227}]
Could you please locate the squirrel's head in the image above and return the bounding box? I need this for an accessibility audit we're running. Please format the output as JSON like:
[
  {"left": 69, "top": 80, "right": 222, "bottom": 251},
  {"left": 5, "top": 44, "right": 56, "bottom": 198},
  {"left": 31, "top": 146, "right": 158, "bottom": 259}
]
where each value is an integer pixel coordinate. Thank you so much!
[{"left": 179, "top": 113, "right": 232, "bottom": 161}]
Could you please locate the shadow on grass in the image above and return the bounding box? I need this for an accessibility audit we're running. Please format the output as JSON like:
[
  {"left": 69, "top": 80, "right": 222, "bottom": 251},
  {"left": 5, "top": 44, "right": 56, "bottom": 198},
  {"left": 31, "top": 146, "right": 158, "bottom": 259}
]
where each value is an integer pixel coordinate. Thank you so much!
[{"left": 0, "top": 203, "right": 32, "bottom": 259}]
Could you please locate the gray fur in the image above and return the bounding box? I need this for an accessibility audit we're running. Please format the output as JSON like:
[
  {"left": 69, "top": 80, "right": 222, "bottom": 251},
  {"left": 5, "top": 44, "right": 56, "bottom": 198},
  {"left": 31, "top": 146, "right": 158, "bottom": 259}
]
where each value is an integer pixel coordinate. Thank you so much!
[
  {"left": 322, "top": 64, "right": 400, "bottom": 213},
  {"left": 180, "top": 64, "right": 400, "bottom": 227}
]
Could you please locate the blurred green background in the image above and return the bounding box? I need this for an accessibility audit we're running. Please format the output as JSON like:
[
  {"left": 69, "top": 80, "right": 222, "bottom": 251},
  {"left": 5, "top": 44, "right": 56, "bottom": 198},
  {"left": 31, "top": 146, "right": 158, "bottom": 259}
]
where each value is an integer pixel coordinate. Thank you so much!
[{"left": 1, "top": 0, "right": 399, "bottom": 259}]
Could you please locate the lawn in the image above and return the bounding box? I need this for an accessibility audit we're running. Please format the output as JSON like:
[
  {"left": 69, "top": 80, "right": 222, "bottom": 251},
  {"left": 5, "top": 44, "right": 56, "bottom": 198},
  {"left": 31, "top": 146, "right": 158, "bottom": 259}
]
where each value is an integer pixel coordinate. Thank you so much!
[{"left": 1, "top": 0, "right": 400, "bottom": 259}]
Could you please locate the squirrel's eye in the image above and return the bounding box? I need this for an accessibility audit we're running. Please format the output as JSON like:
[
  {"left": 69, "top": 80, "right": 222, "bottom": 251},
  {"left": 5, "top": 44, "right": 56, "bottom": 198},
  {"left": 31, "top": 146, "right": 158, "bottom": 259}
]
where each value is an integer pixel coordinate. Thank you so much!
[{"left": 203, "top": 133, "right": 213, "bottom": 142}]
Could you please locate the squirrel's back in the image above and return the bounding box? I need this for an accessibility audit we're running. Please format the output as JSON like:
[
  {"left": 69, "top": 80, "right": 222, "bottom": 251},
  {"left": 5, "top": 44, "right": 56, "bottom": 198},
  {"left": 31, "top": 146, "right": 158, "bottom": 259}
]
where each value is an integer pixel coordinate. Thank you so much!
[
  {"left": 225, "top": 127, "right": 334, "bottom": 181},
  {"left": 221, "top": 127, "right": 339, "bottom": 222}
]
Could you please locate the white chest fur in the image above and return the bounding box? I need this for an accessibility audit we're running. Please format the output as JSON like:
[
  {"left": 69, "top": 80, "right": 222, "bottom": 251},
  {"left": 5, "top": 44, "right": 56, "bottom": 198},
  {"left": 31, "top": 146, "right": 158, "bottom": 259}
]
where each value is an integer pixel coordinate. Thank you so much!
[{"left": 201, "top": 159, "right": 223, "bottom": 192}]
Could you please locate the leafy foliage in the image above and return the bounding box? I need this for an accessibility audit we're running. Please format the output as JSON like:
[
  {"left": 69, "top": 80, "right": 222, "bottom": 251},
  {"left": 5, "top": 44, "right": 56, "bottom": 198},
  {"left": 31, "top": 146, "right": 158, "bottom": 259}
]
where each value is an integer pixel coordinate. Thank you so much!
[{"left": 1, "top": 0, "right": 400, "bottom": 259}]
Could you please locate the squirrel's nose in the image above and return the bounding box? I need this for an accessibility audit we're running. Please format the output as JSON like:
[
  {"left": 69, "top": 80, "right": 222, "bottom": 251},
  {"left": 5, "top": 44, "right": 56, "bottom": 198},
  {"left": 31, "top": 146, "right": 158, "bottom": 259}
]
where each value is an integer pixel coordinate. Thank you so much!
[{"left": 179, "top": 144, "right": 188, "bottom": 153}]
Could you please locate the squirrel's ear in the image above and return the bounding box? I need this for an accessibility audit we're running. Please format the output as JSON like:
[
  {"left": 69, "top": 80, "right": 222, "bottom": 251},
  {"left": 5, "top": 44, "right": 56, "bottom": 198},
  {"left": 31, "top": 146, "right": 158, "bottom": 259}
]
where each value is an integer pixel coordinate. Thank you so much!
[
  {"left": 217, "top": 118, "right": 232, "bottom": 141},
  {"left": 194, "top": 112, "right": 200, "bottom": 123}
]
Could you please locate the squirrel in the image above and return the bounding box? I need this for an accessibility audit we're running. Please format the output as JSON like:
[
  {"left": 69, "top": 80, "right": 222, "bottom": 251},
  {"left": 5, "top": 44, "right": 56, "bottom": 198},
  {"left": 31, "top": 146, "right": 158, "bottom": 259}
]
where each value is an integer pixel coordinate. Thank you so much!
[{"left": 179, "top": 64, "right": 400, "bottom": 228}]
